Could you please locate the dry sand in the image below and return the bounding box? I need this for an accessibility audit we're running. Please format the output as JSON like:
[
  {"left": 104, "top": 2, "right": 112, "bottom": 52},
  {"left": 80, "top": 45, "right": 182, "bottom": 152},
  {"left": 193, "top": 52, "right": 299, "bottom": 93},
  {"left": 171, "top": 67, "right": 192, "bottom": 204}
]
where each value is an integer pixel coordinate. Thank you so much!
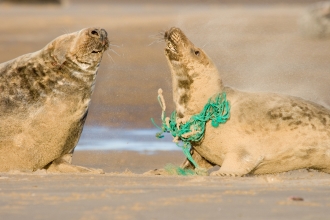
[
  {"left": 1, "top": 151, "right": 330, "bottom": 219},
  {"left": 1, "top": 1, "right": 330, "bottom": 219}
]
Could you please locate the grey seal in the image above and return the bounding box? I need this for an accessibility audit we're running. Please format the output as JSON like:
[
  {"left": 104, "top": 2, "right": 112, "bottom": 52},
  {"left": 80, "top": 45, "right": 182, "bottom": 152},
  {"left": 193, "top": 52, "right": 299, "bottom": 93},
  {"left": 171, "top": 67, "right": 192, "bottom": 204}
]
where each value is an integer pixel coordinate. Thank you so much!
[
  {"left": 0, "top": 27, "right": 109, "bottom": 173},
  {"left": 149, "top": 27, "right": 330, "bottom": 176}
]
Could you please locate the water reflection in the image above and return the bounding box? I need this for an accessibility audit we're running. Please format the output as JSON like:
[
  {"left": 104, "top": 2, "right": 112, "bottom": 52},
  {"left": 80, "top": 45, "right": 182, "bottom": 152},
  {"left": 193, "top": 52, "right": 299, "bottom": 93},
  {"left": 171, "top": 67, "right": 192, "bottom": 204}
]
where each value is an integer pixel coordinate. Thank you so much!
[{"left": 76, "top": 126, "right": 179, "bottom": 151}]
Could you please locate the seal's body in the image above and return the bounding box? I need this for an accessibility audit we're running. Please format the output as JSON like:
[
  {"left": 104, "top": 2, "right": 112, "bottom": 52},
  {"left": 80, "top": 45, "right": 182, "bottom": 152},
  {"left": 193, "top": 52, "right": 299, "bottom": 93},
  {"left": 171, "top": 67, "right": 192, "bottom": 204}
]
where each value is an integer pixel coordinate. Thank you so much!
[
  {"left": 0, "top": 28, "right": 109, "bottom": 173},
  {"left": 162, "top": 27, "right": 330, "bottom": 176}
]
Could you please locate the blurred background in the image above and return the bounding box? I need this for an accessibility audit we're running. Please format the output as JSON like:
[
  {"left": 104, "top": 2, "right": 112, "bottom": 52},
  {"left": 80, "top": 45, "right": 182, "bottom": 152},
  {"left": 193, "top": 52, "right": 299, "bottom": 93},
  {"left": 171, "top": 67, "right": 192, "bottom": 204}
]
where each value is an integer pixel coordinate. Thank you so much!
[{"left": 0, "top": 0, "right": 329, "bottom": 151}]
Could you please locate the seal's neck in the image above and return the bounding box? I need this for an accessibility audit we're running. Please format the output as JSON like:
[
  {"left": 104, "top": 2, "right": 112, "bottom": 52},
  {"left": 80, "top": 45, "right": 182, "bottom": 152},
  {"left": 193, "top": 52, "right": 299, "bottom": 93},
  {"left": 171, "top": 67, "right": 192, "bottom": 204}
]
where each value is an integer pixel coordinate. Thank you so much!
[
  {"left": 37, "top": 48, "right": 98, "bottom": 98},
  {"left": 170, "top": 63, "right": 223, "bottom": 118}
]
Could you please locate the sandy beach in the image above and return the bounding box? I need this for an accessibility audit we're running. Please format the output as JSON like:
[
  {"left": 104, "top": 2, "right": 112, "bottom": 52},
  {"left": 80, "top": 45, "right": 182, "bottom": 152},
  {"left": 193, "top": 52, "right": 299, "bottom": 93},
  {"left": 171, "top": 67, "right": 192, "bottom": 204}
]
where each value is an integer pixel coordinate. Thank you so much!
[
  {"left": 1, "top": 151, "right": 330, "bottom": 220},
  {"left": 1, "top": 151, "right": 330, "bottom": 219},
  {"left": 1, "top": 0, "right": 330, "bottom": 219}
]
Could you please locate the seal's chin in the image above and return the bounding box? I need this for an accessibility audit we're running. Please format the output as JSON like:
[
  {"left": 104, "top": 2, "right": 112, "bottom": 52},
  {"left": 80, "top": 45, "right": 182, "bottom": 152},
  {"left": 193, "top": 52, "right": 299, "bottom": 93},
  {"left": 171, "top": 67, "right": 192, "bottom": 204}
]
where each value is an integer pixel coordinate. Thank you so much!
[
  {"left": 90, "top": 40, "right": 109, "bottom": 55},
  {"left": 91, "top": 37, "right": 109, "bottom": 55}
]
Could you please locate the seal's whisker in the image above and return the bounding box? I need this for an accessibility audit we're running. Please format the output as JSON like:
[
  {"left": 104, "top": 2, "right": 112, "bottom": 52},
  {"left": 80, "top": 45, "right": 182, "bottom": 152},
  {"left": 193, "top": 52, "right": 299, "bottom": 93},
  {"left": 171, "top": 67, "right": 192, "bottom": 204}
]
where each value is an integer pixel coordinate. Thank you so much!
[
  {"left": 202, "top": 41, "right": 210, "bottom": 48},
  {"left": 148, "top": 34, "right": 162, "bottom": 40},
  {"left": 147, "top": 39, "right": 164, "bottom": 47},
  {"left": 108, "top": 48, "right": 121, "bottom": 57},
  {"left": 149, "top": 31, "right": 165, "bottom": 40},
  {"left": 61, "top": 28, "right": 72, "bottom": 35},
  {"left": 106, "top": 51, "right": 115, "bottom": 64},
  {"left": 148, "top": 30, "right": 166, "bottom": 46},
  {"left": 158, "top": 30, "right": 166, "bottom": 37},
  {"left": 109, "top": 43, "right": 122, "bottom": 48},
  {"left": 106, "top": 41, "right": 122, "bottom": 57}
]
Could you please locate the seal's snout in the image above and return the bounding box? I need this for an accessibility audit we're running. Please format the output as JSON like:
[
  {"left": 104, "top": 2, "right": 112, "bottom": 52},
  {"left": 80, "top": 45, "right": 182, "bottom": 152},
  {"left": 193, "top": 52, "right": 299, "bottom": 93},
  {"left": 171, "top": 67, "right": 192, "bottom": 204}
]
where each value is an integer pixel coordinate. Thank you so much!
[
  {"left": 164, "top": 27, "right": 185, "bottom": 57},
  {"left": 164, "top": 30, "right": 169, "bottom": 39},
  {"left": 90, "top": 29, "right": 100, "bottom": 37},
  {"left": 100, "top": 29, "right": 108, "bottom": 46},
  {"left": 86, "top": 28, "right": 109, "bottom": 53},
  {"left": 164, "top": 27, "right": 187, "bottom": 55},
  {"left": 89, "top": 28, "right": 108, "bottom": 41}
]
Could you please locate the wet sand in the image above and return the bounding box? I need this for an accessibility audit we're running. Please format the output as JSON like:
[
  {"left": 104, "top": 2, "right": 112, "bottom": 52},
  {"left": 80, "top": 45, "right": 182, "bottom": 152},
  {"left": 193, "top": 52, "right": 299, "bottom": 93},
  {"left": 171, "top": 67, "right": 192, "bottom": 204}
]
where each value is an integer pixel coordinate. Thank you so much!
[{"left": 1, "top": 1, "right": 330, "bottom": 219}]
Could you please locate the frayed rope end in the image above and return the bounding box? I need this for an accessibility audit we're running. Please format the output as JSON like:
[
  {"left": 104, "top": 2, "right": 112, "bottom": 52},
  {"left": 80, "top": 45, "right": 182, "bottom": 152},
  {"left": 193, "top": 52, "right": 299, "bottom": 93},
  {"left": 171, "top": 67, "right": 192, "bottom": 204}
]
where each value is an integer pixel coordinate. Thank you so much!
[{"left": 164, "top": 164, "right": 208, "bottom": 176}]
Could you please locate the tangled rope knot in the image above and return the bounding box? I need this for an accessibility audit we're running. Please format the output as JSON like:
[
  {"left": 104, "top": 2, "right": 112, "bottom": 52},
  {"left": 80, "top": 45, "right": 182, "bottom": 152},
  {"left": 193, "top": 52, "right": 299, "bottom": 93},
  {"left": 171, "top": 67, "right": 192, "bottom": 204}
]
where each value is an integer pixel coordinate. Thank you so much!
[{"left": 151, "top": 89, "right": 230, "bottom": 169}]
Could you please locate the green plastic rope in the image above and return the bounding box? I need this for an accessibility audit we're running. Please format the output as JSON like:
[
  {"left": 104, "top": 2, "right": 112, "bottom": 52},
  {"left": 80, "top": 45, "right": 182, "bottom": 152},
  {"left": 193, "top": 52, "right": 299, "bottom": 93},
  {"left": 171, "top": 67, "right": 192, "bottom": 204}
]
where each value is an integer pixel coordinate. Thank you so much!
[{"left": 151, "top": 90, "right": 230, "bottom": 168}]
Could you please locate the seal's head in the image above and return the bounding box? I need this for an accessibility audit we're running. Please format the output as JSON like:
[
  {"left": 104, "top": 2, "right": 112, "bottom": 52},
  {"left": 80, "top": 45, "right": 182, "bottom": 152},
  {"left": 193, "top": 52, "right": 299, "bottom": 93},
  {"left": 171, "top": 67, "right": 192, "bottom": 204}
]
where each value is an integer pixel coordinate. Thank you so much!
[
  {"left": 50, "top": 27, "right": 109, "bottom": 71},
  {"left": 163, "top": 27, "right": 223, "bottom": 118},
  {"left": 164, "top": 27, "right": 218, "bottom": 79}
]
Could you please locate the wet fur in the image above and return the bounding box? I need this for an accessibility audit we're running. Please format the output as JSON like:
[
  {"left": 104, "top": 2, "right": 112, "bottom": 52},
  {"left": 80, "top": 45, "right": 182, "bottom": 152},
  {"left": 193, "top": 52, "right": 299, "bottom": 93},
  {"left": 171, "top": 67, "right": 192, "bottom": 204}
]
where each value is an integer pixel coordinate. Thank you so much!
[{"left": 0, "top": 28, "right": 109, "bottom": 173}]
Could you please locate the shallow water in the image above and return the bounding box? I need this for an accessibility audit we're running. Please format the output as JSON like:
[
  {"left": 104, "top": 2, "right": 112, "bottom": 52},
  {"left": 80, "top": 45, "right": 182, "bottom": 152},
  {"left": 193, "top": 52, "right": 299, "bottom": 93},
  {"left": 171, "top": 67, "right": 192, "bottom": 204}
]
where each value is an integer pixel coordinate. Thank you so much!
[{"left": 76, "top": 126, "right": 180, "bottom": 151}]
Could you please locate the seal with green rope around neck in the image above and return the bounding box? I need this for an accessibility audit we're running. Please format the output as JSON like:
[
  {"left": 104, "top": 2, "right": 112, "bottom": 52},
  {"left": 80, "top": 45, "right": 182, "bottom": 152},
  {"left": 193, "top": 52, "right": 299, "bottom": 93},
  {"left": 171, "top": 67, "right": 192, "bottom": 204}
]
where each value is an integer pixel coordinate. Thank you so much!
[{"left": 151, "top": 89, "right": 230, "bottom": 175}]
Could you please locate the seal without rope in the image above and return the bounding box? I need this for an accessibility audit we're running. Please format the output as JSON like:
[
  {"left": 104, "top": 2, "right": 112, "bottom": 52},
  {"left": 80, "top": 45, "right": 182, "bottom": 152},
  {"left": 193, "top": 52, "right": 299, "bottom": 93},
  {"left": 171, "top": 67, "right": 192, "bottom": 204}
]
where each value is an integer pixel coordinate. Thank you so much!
[{"left": 0, "top": 27, "right": 109, "bottom": 173}]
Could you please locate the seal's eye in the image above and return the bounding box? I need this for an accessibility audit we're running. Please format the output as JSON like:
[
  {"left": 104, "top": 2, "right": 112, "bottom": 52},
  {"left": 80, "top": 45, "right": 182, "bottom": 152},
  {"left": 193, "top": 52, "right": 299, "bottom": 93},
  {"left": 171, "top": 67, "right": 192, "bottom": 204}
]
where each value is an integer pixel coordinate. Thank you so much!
[{"left": 195, "top": 50, "right": 200, "bottom": 56}]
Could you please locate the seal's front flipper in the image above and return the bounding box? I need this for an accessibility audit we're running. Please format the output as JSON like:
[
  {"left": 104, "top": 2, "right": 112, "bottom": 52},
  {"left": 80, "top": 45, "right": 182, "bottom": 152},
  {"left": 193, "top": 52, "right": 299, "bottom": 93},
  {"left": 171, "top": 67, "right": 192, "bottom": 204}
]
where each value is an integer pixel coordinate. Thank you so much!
[
  {"left": 181, "top": 148, "right": 215, "bottom": 170},
  {"left": 59, "top": 152, "right": 74, "bottom": 164},
  {"left": 45, "top": 155, "right": 104, "bottom": 174},
  {"left": 210, "top": 153, "right": 263, "bottom": 177}
]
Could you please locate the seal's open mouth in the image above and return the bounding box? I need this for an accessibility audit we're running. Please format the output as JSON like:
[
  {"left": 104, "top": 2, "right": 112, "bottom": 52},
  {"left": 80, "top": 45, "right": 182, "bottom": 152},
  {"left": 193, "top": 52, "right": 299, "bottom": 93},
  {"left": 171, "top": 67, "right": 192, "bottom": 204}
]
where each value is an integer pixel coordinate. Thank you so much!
[
  {"left": 92, "top": 50, "right": 102, "bottom": 54},
  {"left": 164, "top": 28, "right": 183, "bottom": 55},
  {"left": 166, "top": 41, "right": 177, "bottom": 54},
  {"left": 164, "top": 27, "right": 188, "bottom": 61}
]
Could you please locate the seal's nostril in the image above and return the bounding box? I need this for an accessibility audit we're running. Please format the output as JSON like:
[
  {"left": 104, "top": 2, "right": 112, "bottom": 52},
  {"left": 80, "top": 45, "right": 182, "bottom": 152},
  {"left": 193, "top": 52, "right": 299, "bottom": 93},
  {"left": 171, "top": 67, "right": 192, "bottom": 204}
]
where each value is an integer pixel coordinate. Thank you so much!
[
  {"left": 164, "top": 31, "right": 168, "bottom": 39},
  {"left": 90, "top": 29, "right": 100, "bottom": 37}
]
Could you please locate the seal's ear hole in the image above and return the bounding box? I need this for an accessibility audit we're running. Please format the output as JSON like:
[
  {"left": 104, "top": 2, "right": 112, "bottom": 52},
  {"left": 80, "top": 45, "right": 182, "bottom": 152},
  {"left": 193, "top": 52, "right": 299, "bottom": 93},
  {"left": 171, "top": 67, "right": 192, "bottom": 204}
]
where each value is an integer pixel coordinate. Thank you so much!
[{"left": 194, "top": 50, "right": 200, "bottom": 56}]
